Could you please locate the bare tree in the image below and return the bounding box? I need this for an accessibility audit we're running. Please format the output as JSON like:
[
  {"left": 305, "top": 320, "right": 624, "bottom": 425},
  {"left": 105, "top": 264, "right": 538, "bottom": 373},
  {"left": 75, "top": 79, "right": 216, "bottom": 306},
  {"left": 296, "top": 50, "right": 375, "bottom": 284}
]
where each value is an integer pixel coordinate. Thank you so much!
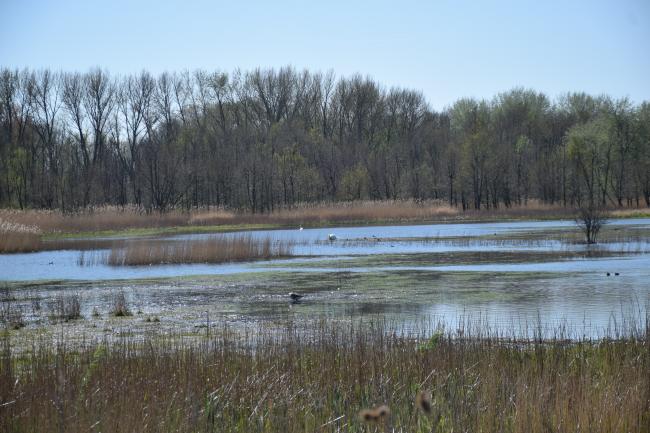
[
  {"left": 576, "top": 204, "right": 607, "bottom": 244},
  {"left": 1, "top": 67, "right": 649, "bottom": 213}
]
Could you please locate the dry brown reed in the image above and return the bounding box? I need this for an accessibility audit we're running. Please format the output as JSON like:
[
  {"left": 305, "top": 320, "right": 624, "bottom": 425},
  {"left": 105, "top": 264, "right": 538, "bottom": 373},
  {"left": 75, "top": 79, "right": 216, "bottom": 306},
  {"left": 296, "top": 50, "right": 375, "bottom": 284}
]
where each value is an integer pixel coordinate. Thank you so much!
[
  {"left": 106, "top": 235, "right": 295, "bottom": 266},
  {"left": 0, "top": 206, "right": 188, "bottom": 234},
  {"left": 0, "top": 220, "right": 42, "bottom": 253},
  {"left": 191, "top": 200, "right": 460, "bottom": 226},
  {"left": 0, "top": 201, "right": 647, "bottom": 253},
  {"left": 47, "top": 294, "right": 82, "bottom": 322},
  {"left": 0, "top": 320, "right": 647, "bottom": 433},
  {"left": 110, "top": 291, "right": 131, "bottom": 317},
  {"left": 2, "top": 201, "right": 648, "bottom": 237}
]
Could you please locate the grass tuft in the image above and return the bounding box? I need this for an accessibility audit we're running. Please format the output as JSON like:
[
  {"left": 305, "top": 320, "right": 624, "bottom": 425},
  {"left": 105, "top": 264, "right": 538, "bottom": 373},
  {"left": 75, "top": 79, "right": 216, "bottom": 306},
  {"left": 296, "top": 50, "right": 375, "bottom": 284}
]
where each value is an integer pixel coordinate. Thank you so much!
[{"left": 110, "top": 291, "right": 132, "bottom": 317}]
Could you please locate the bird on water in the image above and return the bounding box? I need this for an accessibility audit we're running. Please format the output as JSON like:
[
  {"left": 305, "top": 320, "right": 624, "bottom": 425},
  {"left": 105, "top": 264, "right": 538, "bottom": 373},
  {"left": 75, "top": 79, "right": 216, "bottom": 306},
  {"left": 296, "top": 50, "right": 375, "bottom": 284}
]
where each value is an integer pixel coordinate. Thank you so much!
[{"left": 289, "top": 292, "right": 304, "bottom": 302}]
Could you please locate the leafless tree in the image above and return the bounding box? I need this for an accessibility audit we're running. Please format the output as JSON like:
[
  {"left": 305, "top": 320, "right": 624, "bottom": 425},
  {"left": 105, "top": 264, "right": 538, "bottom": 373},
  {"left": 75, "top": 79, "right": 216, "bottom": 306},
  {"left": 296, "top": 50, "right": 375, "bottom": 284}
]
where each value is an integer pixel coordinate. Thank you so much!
[{"left": 576, "top": 204, "right": 607, "bottom": 244}]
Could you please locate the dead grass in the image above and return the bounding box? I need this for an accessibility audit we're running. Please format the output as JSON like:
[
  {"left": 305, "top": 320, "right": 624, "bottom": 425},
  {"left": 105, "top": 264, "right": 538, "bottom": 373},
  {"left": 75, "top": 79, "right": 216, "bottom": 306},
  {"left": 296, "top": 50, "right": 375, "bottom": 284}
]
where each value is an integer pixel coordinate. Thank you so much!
[
  {"left": 190, "top": 200, "right": 460, "bottom": 226},
  {"left": 46, "top": 294, "right": 82, "bottom": 322},
  {"left": 0, "top": 206, "right": 188, "bottom": 234},
  {"left": 0, "top": 287, "right": 25, "bottom": 330},
  {"left": 0, "top": 201, "right": 647, "bottom": 252},
  {"left": 0, "top": 220, "right": 42, "bottom": 253},
  {"left": 0, "top": 320, "right": 647, "bottom": 433},
  {"left": 610, "top": 208, "right": 650, "bottom": 219},
  {"left": 106, "top": 235, "right": 295, "bottom": 266},
  {"left": 110, "top": 291, "right": 132, "bottom": 317}
]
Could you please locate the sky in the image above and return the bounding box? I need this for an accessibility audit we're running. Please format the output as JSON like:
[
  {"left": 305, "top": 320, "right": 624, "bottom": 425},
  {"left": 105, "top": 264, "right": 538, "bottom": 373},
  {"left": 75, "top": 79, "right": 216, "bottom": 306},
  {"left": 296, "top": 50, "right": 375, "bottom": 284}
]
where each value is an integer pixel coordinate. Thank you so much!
[{"left": 1, "top": 0, "right": 648, "bottom": 110}]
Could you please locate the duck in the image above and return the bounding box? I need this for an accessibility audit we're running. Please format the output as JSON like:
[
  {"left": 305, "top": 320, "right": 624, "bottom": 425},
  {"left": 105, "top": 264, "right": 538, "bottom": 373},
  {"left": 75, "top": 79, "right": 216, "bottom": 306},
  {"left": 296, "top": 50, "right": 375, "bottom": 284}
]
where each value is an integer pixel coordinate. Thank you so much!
[
  {"left": 328, "top": 233, "right": 337, "bottom": 241},
  {"left": 289, "top": 292, "right": 304, "bottom": 302}
]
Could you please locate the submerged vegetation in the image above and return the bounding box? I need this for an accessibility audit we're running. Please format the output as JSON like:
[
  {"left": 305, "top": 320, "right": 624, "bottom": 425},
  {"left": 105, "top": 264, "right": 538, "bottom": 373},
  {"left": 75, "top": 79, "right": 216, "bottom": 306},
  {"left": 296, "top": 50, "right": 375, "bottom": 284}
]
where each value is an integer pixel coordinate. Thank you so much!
[{"left": 0, "top": 320, "right": 648, "bottom": 433}]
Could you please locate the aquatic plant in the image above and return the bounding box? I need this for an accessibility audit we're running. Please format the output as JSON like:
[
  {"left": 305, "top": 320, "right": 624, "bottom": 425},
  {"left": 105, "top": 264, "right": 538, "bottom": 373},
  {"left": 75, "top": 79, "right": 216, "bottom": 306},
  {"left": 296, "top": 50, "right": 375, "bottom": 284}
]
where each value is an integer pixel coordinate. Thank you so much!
[
  {"left": 0, "top": 287, "right": 25, "bottom": 330},
  {"left": 47, "top": 294, "right": 82, "bottom": 322},
  {"left": 110, "top": 291, "right": 132, "bottom": 317},
  {"left": 106, "top": 235, "right": 295, "bottom": 266}
]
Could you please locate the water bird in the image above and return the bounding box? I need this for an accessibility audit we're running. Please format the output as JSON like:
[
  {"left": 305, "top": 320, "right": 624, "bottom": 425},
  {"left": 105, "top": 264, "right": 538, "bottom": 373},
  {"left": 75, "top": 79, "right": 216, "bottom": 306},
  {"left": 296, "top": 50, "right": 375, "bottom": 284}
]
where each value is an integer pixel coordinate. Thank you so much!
[
  {"left": 328, "top": 233, "right": 337, "bottom": 241},
  {"left": 615, "top": 272, "right": 620, "bottom": 276},
  {"left": 607, "top": 272, "right": 611, "bottom": 276},
  {"left": 289, "top": 292, "right": 304, "bottom": 302},
  {"left": 48, "top": 261, "right": 54, "bottom": 265},
  {"left": 299, "top": 226, "right": 303, "bottom": 231}
]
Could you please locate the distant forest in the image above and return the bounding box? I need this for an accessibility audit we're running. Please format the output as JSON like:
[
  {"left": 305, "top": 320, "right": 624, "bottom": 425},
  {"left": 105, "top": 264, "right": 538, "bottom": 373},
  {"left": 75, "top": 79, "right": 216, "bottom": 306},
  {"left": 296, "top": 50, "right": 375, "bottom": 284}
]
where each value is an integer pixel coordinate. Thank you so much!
[{"left": 1, "top": 67, "right": 648, "bottom": 212}]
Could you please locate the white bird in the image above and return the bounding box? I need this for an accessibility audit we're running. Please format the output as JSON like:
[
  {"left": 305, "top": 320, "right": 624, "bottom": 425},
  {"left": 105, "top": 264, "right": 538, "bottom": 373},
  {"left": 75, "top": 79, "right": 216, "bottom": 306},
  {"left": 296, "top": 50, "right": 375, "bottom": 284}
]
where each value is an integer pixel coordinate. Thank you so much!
[
  {"left": 328, "top": 233, "right": 337, "bottom": 241},
  {"left": 299, "top": 226, "right": 304, "bottom": 231}
]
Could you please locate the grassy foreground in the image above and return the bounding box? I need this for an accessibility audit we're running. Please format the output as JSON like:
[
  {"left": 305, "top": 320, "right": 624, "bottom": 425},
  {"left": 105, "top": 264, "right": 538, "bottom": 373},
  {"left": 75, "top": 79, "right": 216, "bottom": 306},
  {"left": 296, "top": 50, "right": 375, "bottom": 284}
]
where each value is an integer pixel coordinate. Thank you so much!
[{"left": 1, "top": 321, "right": 648, "bottom": 433}]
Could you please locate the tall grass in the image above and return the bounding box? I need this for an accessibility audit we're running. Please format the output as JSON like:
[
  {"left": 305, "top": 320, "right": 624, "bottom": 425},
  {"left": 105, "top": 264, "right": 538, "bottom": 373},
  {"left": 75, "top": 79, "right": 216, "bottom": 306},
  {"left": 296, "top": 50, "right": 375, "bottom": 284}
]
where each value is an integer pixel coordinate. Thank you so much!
[
  {"left": 4, "top": 200, "right": 632, "bottom": 236},
  {"left": 190, "top": 200, "right": 460, "bottom": 226},
  {"left": 0, "top": 220, "right": 42, "bottom": 253},
  {"left": 0, "top": 201, "right": 647, "bottom": 253},
  {"left": 106, "top": 235, "right": 295, "bottom": 266},
  {"left": 0, "top": 320, "right": 647, "bottom": 432},
  {"left": 0, "top": 206, "right": 188, "bottom": 234}
]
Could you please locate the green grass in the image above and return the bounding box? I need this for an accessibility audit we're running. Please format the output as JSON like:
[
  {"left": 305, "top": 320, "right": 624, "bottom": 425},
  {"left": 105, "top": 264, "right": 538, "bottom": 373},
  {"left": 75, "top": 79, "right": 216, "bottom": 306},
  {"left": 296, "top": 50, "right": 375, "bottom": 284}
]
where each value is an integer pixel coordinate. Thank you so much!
[{"left": 1, "top": 320, "right": 647, "bottom": 433}]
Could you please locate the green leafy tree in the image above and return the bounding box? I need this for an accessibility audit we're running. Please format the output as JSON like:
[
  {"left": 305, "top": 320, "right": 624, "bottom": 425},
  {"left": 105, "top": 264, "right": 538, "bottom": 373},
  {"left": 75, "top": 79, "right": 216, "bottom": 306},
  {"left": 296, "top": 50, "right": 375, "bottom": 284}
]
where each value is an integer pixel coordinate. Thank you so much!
[{"left": 567, "top": 118, "right": 613, "bottom": 206}]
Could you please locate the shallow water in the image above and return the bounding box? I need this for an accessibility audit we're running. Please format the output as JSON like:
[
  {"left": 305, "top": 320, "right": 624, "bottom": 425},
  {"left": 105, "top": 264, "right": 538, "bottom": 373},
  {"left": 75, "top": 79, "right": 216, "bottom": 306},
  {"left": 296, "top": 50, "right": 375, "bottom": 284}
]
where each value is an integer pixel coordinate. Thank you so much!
[
  {"left": 1, "top": 218, "right": 649, "bottom": 339},
  {"left": 2, "top": 218, "right": 649, "bottom": 281}
]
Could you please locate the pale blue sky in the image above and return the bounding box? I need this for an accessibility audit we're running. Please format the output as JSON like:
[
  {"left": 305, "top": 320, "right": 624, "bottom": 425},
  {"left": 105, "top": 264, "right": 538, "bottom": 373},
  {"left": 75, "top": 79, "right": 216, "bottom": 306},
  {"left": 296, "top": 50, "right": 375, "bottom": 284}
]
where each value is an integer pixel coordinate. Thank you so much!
[{"left": 1, "top": 0, "right": 648, "bottom": 109}]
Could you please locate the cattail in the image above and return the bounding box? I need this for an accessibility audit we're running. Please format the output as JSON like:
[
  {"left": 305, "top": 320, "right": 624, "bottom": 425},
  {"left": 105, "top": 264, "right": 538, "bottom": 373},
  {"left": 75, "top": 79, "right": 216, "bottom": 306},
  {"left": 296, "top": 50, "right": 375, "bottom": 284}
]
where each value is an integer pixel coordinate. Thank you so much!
[
  {"left": 416, "top": 390, "right": 433, "bottom": 414},
  {"left": 376, "top": 405, "right": 390, "bottom": 418},
  {"left": 359, "top": 409, "right": 376, "bottom": 422},
  {"left": 359, "top": 405, "right": 390, "bottom": 423}
]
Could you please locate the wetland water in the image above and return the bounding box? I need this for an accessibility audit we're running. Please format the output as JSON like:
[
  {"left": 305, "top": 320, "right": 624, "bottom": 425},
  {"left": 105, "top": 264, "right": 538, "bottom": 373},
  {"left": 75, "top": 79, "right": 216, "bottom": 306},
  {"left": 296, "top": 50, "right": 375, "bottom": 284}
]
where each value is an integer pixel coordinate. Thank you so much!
[{"left": 1, "top": 218, "right": 649, "bottom": 339}]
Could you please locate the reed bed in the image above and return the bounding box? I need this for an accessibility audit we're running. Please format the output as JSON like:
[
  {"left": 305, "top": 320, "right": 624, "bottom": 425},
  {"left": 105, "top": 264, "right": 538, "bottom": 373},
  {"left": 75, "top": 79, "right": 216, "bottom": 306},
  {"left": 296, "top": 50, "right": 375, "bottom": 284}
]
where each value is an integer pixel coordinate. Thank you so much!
[
  {"left": 5, "top": 200, "right": 631, "bottom": 236},
  {"left": 0, "top": 220, "right": 42, "bottom": 253},
  {"left": 0, "top": 320, "right": 647, "bottom": 433},
  {"left": 0, "top": 206, "right": 188, "bottom": 234},
  {"left": 0, "top": 201, "right": 647, "bottom": 254},
  {"left": 106, "top": 235, "right": 295, "bottom": 266},
  {"left": 190, "top": 200, "right": 460, "bottom": 226}
]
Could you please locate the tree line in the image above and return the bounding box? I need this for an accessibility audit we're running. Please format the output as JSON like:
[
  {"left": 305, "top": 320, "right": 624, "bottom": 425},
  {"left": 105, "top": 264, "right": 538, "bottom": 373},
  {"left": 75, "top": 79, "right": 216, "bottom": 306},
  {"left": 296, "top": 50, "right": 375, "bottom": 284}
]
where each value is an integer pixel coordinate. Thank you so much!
[{"left": 1, "top": 67, "right": 648, "bottom": 213}]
